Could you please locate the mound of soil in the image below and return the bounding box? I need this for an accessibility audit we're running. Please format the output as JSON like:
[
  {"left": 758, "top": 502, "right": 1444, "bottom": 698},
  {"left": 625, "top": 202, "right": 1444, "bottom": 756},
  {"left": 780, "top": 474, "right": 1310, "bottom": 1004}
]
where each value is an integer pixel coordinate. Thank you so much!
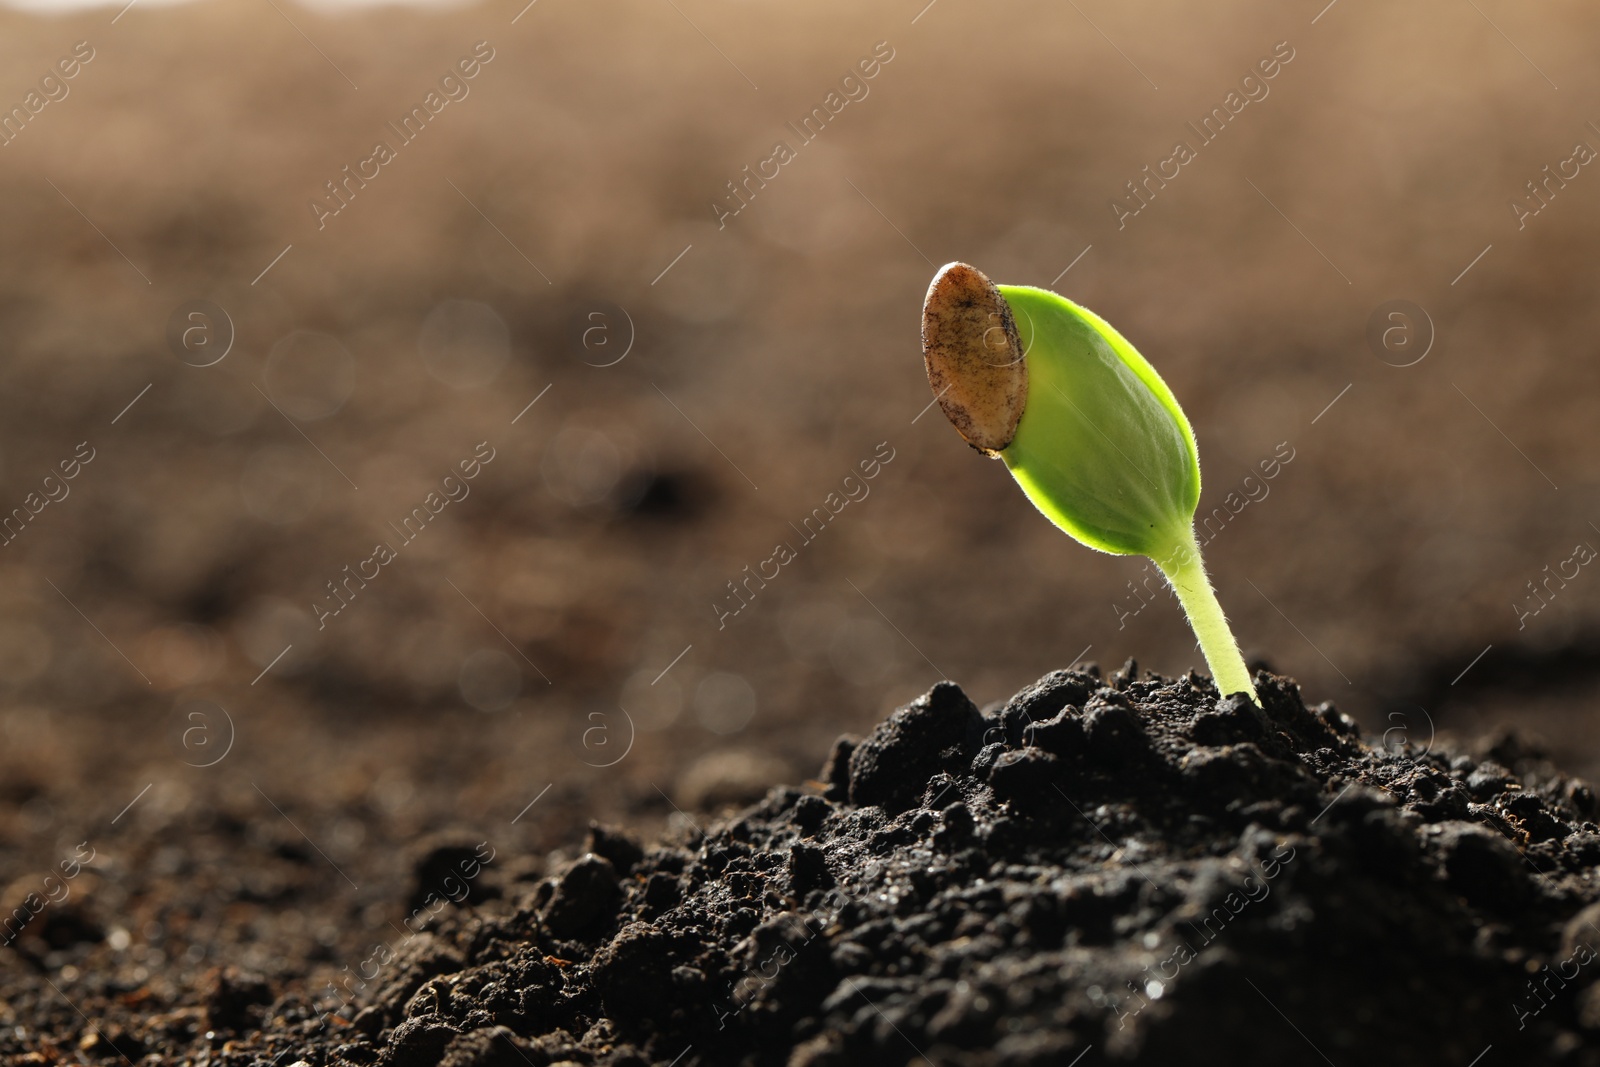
[{"left": 24, "top": 665, "right": 1600, "bottom": 1066}]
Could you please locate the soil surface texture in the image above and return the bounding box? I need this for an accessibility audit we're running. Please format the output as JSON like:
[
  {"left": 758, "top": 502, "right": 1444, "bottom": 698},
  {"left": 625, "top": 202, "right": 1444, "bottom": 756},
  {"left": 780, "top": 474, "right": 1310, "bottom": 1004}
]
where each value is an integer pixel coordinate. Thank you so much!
[{"left": 11, "top": 664, "right": 1600, "bottom": 1066}]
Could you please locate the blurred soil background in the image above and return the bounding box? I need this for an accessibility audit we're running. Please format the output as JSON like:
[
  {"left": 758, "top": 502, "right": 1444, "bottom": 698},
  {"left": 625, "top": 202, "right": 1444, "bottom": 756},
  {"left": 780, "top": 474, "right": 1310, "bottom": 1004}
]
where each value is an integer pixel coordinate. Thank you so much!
[{"left": 1, "top": 0, "right": 1599, "bottom": 1057}]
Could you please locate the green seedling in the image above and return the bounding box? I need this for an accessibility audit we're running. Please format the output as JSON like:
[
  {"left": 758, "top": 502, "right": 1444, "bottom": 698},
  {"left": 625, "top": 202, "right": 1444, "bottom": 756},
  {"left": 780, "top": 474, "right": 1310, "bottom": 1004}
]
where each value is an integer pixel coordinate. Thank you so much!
[{"left": 921, "top": 262, "right": 1257, "bottom": 704}]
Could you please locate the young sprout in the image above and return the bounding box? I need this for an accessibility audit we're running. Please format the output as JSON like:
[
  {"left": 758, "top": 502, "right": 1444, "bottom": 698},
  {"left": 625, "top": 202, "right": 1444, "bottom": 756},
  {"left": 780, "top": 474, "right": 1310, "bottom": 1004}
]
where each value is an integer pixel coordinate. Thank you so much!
[{"left": 922, "top": 262, "right": 1258, "bottom": 704}]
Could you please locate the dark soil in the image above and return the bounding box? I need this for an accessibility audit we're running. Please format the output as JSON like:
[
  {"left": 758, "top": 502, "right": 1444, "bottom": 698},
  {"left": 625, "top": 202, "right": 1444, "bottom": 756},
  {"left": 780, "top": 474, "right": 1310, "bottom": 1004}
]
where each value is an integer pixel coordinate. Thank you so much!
[
  {"left": 3, "top": 4, "right": 1600, "bottom": 1064},
  {"left": 11, "top": 663, "right": 1600, "bottom": 1066}
]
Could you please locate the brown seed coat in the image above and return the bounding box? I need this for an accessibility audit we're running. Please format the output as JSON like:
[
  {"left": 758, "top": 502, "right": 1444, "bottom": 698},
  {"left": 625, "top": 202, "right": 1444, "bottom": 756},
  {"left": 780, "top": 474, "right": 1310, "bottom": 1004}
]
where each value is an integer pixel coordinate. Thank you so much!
[{"left": 920, "top": 262, "right": 1027, "bottom": 456}]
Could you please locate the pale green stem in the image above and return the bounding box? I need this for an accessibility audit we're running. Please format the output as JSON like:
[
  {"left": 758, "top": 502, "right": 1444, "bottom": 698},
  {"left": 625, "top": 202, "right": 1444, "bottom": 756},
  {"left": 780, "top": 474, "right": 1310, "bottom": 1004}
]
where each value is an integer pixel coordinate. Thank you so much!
[{"left": 1153, "top": 529, "right": 1258, "bottom": 703}]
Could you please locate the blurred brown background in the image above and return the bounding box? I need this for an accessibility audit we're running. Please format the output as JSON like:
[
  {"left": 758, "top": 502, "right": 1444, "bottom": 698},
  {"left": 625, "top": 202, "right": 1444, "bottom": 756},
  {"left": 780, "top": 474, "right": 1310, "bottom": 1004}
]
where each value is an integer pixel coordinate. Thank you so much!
[{"left": 0, "top": 0, "right": 1598, "bottom": 1023}]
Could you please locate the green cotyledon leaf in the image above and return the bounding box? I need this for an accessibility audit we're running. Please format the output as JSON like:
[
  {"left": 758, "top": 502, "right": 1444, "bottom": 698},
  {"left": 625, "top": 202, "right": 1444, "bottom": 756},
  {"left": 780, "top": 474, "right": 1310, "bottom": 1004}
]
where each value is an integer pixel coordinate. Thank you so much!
[
  {"left": 994, "top": 283, "right": 1200, "bottom": 561},
  {"left": 920, "top": 262, "right": 1257, "bottom": 702}
]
